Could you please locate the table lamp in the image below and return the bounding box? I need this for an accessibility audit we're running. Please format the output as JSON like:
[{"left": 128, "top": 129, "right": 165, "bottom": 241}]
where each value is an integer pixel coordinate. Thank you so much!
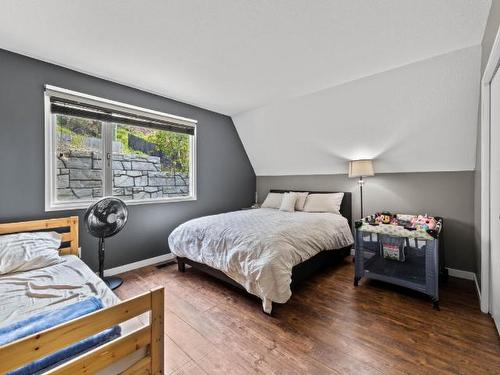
[{"left": 348, "top": 159, "right": 375, "bottom": 218}]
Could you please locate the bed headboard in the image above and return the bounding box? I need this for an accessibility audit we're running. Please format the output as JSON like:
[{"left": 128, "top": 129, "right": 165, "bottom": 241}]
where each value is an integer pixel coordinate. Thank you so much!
[
  {"left": 269, "top": 190, "right": 352, "bottom": 227},
  {"left": 0, "top": 216, "right": 79, "bottom": 256}
]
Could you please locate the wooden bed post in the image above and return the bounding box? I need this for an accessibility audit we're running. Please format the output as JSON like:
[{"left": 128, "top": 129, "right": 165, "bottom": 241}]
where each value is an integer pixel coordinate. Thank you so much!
[
  {"left": 150, "top": 287, "right": 165, "bottom": 374},
  {"left": 69, "top": 216, "right": 79, "bottom": 256},
  {"left": 0, "top": 217, "right": 165, "bottom": 374}
]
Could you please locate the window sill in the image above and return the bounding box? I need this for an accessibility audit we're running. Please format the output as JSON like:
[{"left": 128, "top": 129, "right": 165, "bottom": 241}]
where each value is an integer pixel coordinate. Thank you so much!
[{"left": 45, "top": 195, "right": 197, "bottom": 212}]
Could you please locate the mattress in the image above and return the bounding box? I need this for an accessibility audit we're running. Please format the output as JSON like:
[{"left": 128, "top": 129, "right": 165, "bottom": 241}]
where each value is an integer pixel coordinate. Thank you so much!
[
  {"left": 0, "top": 255, "right": 147, "bottom": 374},
  {"left": 168, "top": 208, "right": 354, "bottom": 312}
]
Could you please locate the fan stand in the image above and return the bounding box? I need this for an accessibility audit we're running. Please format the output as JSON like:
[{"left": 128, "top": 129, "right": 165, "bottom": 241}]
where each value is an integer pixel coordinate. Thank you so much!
[{"left": 98, "top": 237, "right": 123, "bottom": 290}]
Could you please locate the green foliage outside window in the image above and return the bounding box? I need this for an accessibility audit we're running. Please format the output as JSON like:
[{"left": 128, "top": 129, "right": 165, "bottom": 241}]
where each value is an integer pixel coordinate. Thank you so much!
[
  {"left": 56, "top": 115, "right": 190, "bottom": 173},
  {"left": 146, "top": 131, "right": 190, "bottom": 173},
  {"left": 57, "top": 115, "right": 101, "bottom": 137}
]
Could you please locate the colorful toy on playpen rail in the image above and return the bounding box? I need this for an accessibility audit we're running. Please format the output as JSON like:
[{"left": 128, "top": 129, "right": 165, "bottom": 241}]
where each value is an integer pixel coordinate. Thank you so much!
[
  {"left": 410, "top": 214, "right": 437, "bottom": 231},
  {"left": 357, "top": 213, "right": 442, "bottom": 240}
]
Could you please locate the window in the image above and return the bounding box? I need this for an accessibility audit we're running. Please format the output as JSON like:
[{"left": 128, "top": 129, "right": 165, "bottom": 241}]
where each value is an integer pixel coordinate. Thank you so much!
[{"left": 45, "top": 85, "right": 197, "bottom": 211}]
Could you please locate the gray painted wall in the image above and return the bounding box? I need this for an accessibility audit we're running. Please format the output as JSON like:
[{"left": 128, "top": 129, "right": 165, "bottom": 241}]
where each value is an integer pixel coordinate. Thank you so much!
[
  {"left": 0, "top": 48, "right": 255, "bottom": 271},
  {"left": 258, "top": 171, "right": 475, "bottom": 272},
  {"left": 475, "top": 0, "right": 500, "bottom": 286}
]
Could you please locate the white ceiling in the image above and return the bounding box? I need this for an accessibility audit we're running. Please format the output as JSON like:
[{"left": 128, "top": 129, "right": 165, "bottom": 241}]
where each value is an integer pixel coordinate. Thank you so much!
[
  {"left": 0, "top": 0, "right": 491, "bottom": 116},
  {"left": 234, "top": 46, "right": 481, "bottom": 175}
]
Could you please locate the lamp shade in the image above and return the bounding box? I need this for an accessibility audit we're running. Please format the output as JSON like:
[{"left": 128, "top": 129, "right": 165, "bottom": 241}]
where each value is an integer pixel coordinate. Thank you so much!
[{"left": 348, "top": 159, "right": 374, "bottom": 178}]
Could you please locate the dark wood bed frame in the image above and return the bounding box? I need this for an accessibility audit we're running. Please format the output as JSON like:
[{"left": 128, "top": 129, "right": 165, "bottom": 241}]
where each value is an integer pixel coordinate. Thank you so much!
[{"left": 176, "top": 190, "right": 353, "bottom": 313}]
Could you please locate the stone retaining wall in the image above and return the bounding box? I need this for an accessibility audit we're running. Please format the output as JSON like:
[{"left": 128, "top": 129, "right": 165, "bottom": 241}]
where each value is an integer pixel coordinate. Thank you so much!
[{"left": 57, "top": 151, "right": 189, "bottom": 201}]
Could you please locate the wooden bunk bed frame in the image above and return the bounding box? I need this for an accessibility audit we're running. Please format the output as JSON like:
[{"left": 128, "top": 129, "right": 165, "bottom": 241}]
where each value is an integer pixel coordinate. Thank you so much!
[
  {"left": 177, "top": 190, "right": 352, "bottom": 313},
  {"left": 0, "top": 216, "right": 164, "bottom": 374}
]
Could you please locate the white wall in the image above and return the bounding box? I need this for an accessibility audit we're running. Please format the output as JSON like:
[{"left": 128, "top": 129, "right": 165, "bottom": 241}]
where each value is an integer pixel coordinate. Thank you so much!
[{"left": 233, "top": 46, "right": 481, "bottom": 176}]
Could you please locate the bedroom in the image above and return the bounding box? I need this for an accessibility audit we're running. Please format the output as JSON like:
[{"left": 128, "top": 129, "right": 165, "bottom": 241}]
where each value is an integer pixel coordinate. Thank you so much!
[{"left": 0, "top": 0, "right": 499, "bottom": 374}]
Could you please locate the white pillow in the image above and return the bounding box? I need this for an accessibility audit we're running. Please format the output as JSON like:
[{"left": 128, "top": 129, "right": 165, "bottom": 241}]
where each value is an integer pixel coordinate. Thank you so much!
[
  {"left": 0, "top": 231, "right": 62, "bottom": 274},
  {"left": 303, "top": 193, "right": 344, "bottom": 214},
  {"left": 261, "top": 192, "right": 283, "bottom": 209},
  {"left": 279, "top": 192, "right": 298, "bottom": 212},
  {"left": 291, "top": 192, "right": 309, "bottom": 211}
]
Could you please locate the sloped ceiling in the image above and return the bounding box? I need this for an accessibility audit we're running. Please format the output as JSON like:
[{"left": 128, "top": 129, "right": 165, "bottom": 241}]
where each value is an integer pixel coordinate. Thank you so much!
[
  {"left": 234, "top": 46, "right": 481, "bottom": 175},
  {"left": 0, "top": 0, "right": 491, "bottom": 116}
]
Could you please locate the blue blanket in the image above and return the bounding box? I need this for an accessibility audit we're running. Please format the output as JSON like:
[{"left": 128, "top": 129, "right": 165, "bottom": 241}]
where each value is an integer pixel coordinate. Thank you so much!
[{"left": 0, "top": 297, "right": 121, "bottom": 375}]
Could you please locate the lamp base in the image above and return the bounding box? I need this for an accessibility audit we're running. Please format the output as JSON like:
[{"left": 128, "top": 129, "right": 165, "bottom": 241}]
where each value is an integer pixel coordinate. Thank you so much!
[
  {"left": 104, "top": 276, "right": 123, "bottom": 290},
  {"left": 359, "top": 176, "right": 364, "bottom": 219}
]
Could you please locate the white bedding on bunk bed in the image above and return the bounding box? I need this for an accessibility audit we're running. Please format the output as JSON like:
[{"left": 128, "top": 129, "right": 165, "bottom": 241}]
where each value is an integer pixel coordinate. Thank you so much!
[
  {"left": 0, "top": 254, "right": 147, "bottom": 374},
  {"left": 168, "top": 208, "right": 354, "bottom": 313},
  {"left": 0, "top": 254, "right": 118, "bottom": 326}
]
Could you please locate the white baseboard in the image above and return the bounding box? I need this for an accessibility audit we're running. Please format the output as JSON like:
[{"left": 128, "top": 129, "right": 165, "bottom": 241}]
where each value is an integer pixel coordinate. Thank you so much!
[
  {"left": 446, "top": 267, "right": 475, "bottom": 281},
  {"left": 104, "top": 253, "right": 175, "bottom": 277}
]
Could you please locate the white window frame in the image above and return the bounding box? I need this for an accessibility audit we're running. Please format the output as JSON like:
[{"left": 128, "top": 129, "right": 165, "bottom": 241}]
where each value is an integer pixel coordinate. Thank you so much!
[{"left": 44, "top": 85, "right": 197, "bottom": 211}]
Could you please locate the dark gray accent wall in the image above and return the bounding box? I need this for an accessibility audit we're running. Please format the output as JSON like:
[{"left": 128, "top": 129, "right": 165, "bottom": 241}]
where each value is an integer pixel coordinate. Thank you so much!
[
  {"left": 475, "top": 0, "right": 500, "bottom": 287},
  {"left": 0, "top": 49, "right": 255, "bottom": 271},
  {"left": 258, "top": 171, "right": 475, "bottom": 272}
]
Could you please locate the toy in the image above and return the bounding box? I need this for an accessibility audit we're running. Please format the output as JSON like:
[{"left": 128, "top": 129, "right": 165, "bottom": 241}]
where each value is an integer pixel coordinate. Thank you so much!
[
  {"left": 365, "top": 213, "right": 439, "bottom": 232},
  {"left": 375, "top": 211, "right": 393, "bottom": 224},
  {"left": 382, "top": 242, "right": 405, "bottom": 261},
  {"left": 411, "top": 215, "right": 437, "bottom": 231}
]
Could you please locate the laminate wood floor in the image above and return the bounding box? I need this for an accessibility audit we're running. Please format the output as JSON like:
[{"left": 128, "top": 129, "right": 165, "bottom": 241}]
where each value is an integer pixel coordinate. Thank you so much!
[{"left": 115, "top": 256, "right": 500, "bottom": 374}]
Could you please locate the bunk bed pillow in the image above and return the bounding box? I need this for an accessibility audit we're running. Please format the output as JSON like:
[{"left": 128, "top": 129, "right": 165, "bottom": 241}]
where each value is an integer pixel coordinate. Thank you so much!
[{"left": 0, "top": 232, "right": 62, "bottom": 275}]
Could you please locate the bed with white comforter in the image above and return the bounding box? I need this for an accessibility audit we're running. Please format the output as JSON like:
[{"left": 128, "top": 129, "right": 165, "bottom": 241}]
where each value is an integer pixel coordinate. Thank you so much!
[
  {"left": 0, "top": 254, "right": 147, "bottom": 374},
  {"left": 0, "top": 255, "right": 118, "bottom": 327},
  {"left": 168, "top": 208, "right": 354, "bottom": 313}
]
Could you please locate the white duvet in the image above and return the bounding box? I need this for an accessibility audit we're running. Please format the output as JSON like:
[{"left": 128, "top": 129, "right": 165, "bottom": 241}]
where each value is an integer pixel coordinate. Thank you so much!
[
  {"left": 168, "top": 208, "right": 354, "bottom": 313},
  {"left": 0, "top": 255, "right": 119, "bottom": 327},
  {"left": 0, "top": 254, "right": 147, "bottom": 375}
]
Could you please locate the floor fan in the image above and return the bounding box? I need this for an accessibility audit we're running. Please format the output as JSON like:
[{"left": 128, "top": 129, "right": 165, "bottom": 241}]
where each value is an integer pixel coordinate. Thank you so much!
[{"left": 84, "top": 197, "right": 128, "bottom": 290}]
